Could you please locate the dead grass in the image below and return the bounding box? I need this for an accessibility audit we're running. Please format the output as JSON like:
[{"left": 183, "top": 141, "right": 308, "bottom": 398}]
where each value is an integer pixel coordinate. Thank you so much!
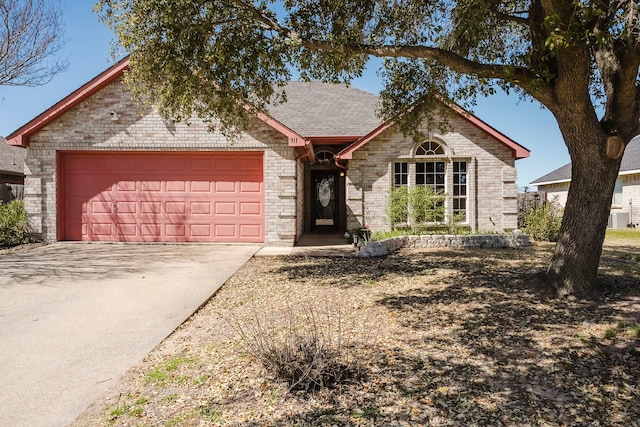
[{"left": 72, "top": 242, "right": 639, "bottom": 426}]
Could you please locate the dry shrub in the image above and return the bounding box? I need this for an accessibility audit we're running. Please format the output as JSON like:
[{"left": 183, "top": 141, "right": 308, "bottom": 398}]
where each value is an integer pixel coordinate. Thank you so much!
[{"left": 233, "top": 303, "right": 366, "bottom": 393}]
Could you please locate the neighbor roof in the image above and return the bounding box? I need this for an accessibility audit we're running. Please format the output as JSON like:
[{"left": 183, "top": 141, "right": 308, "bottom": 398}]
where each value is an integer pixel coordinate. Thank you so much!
[
  {"left": 267, "top": 82, "right": 381, "bottom": 137},
  {"left": 0, "top": 137, "right": 26, "bottom": 175},
  {"left": 531, "top": 136, "right": 640, "bottom": 186}
]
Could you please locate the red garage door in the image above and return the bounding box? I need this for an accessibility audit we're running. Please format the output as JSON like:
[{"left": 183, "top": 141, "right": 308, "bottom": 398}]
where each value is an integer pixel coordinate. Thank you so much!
[{"left": 60, "top": 152, "right": 264, "bottom": 242}]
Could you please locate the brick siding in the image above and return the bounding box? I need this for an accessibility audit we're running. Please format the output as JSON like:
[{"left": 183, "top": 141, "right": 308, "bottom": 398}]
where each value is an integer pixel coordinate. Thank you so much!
[
  {"left": 24, "top": 78, "right": 300, "bottom": 244},
  {"left": 346, "top": 116, "right": 520, "bottom": 233}
]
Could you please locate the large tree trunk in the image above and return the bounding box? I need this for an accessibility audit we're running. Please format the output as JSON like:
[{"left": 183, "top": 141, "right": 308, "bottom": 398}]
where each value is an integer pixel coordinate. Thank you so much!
[{"left": 547, "top": 133, "right": 624, "bottom": 299}]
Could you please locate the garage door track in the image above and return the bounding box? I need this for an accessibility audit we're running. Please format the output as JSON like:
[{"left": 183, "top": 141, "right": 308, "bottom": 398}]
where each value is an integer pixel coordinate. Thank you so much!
[{"left": 0, "top": 243, "right": 259, "bottom": 427}]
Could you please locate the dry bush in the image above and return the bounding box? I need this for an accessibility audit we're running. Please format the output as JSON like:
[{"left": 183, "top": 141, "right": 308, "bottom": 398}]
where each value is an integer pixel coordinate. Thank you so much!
[{"left": 232, "top": 303, "right": 366, "bottom": 393}]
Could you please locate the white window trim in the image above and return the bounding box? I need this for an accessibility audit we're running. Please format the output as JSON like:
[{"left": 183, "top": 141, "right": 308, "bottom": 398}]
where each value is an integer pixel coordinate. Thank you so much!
[{"left": 391, "top": 156, "right": 471, "bottom": 225}]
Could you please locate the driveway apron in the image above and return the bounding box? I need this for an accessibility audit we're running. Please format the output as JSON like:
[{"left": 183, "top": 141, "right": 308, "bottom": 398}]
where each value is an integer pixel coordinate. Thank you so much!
[{"left": 0, "top": 243, "right": 259, "bottom": 427}]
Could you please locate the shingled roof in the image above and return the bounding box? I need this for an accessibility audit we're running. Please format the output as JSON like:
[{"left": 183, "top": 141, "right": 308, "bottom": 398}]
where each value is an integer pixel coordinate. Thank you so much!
[
  {"left": 267, "top": 81, "right": 381, "bottom": 137},
  {"left": 531, "top": 136, "right": 640, "bottom": 186},
  {"left": 0, "top": 137, "right": 26, "bottom": 175},
  {"left": 6, "top": 57, "right": 528, "bottom": 163}
]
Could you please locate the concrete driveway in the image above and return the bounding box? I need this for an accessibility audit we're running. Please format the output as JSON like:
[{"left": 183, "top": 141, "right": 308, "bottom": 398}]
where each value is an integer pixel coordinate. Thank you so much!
[{"left": 0, "top": 243, "right": 259, "bottom": 427}]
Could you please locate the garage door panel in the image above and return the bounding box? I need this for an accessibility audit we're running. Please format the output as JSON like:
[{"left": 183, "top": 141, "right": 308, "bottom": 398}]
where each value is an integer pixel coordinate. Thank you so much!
[
  {"left": 190, "top": 202, "right": 211, "bottom": 215},
  {"left": 116, "top": 181, "right": 137, "bottom": 192},
  {"left": 62, "top": 152, "right": 264, "bottom": 242},
  {"left": 239, "top": 157, "right": 263, "bottom": 173},
  {"left": 116, "top": 224, "right": 138, "bottom": 236},
  {"left": 116, "top": 202, "right": 137, "bottom": 214},
  {"left": 165, "top": 202, "right": 187, "bottom": 214},
  {"left": 165, "top": 224, "right": 186, "bottom": 237},
  {"left": 190, "top": 224, "right": 212, "bottom": 237},
  {"left": 141, "top": 158, "right": 164, "bottom": 171},
  {"left": 68, "top": 177, "right": 114, "bottom": 196},
  {"left": 213, "top": 224, "right": 236, "bottom": 237},
  {"left": 214, "top": 202, "right": 236, "bottom": 215},
  {"left": 239, "top": 224, "right": 262, "bottom": 239},
  {"left": 90, "top": 201, "right": 112, "bottom": 214},
  {"left": 166, "top": 158, "right": 187, "bottom": 170},
  {"left": 240, "top": 202, "right": 261, "bottom": 215},
  {"left": 141, "top": 224, "right": 161, "bottom": 236},
  {"left": 90, "top": 223, "right": 113, "bottom": 237},
  {"left": 142, "top": 181, "right": 162, "bottom": 192},
  {"left": 214, "top": 181, "right": 235, "bottom": 192},
  {"left": 191, "top": 181, "right": 211, "bottom": 192},
  {"left": 141, "top": 202, "right": 161, "bottom": 214},
  {"left": 214, "top": 157, "right": 238, "bottom": 172},
  {"left": 166, "top": 181, "right": 187, "bottom": 192},
  {"left": 190, "top": 158, "right": 212, "bottom": 170},
  {"left": 240, "top": 181, "right": 262, "bottom": 193}
]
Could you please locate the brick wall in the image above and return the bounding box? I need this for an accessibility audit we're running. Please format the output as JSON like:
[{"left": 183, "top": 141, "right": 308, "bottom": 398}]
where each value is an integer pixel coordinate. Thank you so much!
[
  {"left": 346, "top": 116, "right": 520, "bottom": 233},
  {"left": 24, "top": 78, "right": 300, "bottom": 244}
]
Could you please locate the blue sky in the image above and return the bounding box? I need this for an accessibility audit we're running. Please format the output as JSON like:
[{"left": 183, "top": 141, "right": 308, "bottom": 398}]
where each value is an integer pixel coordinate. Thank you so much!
[{"left": 0, "top": 1, "right": 570, "bottom": 189}]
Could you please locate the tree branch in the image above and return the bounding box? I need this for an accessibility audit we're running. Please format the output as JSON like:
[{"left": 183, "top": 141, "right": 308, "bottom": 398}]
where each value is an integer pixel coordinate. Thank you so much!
[
  {"left": 0, "top": 0, "right": 67, "bottom": 87},
  {"left": 494, "top": 11, "right": 528, "bottom": 26},
  {"left": 227, "top": 0, "right": 551, "bottom": 103},
  {"left": 301, "top": 39, "right": 557, "bottom": 102}
]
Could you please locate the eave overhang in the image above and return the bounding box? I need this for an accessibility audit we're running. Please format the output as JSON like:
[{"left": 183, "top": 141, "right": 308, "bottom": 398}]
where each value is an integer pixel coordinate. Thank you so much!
[
  {"left": 335, "top": 100, "right": 530, "bottom": 166},
  {"left": 531, "top": 178, "right": 572, "bottom": 186},
  {"left": 5, "top": 56, "right": 314, "bottom": 163},
  {"left": 6, "top": 57, "right": 131, "bottom": 147}
]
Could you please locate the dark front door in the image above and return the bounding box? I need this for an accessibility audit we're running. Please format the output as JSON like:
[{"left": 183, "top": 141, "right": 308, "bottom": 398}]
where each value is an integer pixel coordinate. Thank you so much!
[{"left": 312, "top": 171, "right": 339, "bottom": 231}]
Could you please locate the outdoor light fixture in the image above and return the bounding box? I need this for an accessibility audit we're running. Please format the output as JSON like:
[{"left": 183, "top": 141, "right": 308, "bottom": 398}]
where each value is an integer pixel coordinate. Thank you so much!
[{"left": 110, "top": 111, "right": 119, "bottom": 121}]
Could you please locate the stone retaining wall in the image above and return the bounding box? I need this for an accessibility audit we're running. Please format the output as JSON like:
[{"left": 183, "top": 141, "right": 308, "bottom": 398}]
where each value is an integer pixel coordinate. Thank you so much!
[{"left": 357, "top": 231, "right": 530, "bottom": 258}]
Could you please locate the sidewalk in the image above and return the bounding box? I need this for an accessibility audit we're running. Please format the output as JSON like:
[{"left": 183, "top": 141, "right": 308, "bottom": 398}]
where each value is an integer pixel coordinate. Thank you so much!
[{"left": 255, "top": 233, "right": 356, "bottom": 257}]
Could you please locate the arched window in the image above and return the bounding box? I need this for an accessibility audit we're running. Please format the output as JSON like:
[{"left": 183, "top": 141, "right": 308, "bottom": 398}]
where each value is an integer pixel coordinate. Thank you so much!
[
  {"left": 315, "top": 150, "right": 334, "bottom": 165},
  {"left": 415, "top": 141, "right": 445, "bottom": 155}
]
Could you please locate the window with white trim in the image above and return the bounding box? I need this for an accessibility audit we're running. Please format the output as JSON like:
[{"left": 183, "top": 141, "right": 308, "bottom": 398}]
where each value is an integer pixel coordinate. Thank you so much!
[
  {"left": 453, "top": 161, "right": 467, "bottom": 221},
  {"left": 394, "top": 162, "right": 408, "bottom": 187},
  {"left": 391, "top": 141, "right": 469, "bottom": 225},
  {"left": 416, "top": 161, "right": 445, "bottom": 191},
  {"left": 415, "top": 140, "right": 445, "bottom": 155}
]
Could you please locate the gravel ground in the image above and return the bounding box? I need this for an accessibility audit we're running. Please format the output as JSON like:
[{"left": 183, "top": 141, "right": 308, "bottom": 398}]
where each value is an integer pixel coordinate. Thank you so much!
[{"left": 71, "top": 243, "right": 639, "bottom": 426}]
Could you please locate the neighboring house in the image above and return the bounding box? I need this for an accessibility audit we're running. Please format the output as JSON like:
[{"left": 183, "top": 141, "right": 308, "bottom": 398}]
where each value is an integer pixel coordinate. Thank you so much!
[
  {"left": 532, "top": 136, "right": 640, "bottom": 228},
  {"left": 0, "top": 136, "right": 26, "bottom": 184},
  {"left": 0, "top": 136, "right": 26, "bottom": 202},
  {"left": 5, "top": 57, "right": 530, "bottom": 244}
]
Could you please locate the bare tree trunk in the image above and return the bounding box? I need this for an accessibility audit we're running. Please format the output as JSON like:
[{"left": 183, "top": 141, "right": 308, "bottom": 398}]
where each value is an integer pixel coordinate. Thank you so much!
[{"left": 548, "top": 134, "right": 623, "bottom": 299}]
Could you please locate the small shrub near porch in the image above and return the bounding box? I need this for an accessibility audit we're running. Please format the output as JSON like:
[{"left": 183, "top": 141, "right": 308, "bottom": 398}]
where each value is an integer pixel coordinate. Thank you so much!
[{"left": 386, "top": 186, "right": 463, "bottom": 234}]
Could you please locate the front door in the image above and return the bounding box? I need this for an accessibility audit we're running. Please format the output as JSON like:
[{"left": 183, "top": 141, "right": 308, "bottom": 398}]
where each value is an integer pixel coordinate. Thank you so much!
[{"left": 312, "top": 171, "right": 339, "bottom": 231}]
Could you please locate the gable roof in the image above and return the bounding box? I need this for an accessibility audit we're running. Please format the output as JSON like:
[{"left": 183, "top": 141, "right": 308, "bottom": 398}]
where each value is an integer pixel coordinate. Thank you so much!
[
  {"left": 6, "top": 57, "right": 130, "bottom": 147},
  {"left": 5, "top": 56, "right": 529, "bottom": 164},
  {"left": 4, "top": 56, "right": 311, "bottom": 160},
  {"left": 531, "top": 136, "right": 640, "bottom": 186},
  {"left": 335, "top": 100, "right": 530, "bottom": 162},
  {"left": 0, "top": 137, "right": 26, "bottom": 175}
]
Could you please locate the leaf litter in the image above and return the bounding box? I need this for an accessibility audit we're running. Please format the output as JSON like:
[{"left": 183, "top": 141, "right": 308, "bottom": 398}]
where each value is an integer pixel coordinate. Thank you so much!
[{"left": 72, "top": 243, "right": 640, "bottom": 426}]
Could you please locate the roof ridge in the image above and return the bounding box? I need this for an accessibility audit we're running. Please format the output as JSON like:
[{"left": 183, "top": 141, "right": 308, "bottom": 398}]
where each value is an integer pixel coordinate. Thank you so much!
[{"left": 532, "top": 135, "right": 640, "bottom": 185}]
